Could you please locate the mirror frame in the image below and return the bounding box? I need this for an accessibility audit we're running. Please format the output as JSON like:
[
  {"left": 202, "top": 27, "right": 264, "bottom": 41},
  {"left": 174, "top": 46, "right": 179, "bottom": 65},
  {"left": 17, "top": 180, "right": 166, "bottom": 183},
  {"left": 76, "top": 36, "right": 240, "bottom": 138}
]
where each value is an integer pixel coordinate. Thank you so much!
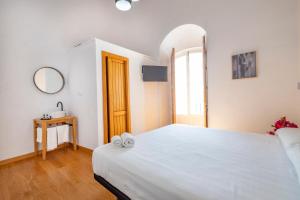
[{"left": 33, "top": 67, "right": 65, "bottom": 94}]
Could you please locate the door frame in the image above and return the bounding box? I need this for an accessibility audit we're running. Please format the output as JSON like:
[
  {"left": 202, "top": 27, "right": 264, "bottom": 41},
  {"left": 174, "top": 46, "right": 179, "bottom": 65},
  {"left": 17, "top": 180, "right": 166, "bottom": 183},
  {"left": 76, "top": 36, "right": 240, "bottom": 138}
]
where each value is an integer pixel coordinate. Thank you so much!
[
  {"left": 102, "top": 51, "right": 131, "bottom": 144},
  {"left": 203, "top": 36, "right": 208, "bottom": 128}
]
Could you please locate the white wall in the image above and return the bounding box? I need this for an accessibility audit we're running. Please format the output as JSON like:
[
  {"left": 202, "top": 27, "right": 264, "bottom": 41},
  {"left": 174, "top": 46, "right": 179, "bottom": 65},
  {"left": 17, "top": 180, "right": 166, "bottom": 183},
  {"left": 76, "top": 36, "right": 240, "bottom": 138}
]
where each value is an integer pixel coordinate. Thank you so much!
[
  {"left": 0, "top": 1, "right": 70, "bottom": 160},
  {"left": 297, "top": 0, "right": 300, "bottom": 121},
  {"left": 68, "top": 41, "right": 99, "bottom": 149},
  {"left": 206, "top": 0, "right": 299, "bottom": 133},
  {"left": 159, "top": 1, "right": 300, "bottom": 133},
  {"left": 299, "top": 0, "right": 300, "bottom": 73},
  {"left": 68, "top": 38, "right": 169, "bottom": 148},
  {"left": 298, "top": 0, "right": 300, "bottom": 76}
]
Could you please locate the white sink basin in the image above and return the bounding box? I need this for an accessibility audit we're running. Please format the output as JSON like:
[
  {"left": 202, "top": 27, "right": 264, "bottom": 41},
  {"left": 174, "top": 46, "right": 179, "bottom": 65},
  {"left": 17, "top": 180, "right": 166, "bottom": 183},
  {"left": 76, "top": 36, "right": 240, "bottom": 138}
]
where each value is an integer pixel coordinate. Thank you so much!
[{"left": 51, "top": 111, "right": 67, "bottom": 119}]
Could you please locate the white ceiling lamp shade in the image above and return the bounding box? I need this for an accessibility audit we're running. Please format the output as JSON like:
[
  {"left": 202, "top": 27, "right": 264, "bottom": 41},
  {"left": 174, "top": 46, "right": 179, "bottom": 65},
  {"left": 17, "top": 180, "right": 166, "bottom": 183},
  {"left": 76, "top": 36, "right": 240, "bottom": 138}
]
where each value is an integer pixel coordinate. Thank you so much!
[{"left": 115, "top": 0, "right": 132, "bottom": 11}]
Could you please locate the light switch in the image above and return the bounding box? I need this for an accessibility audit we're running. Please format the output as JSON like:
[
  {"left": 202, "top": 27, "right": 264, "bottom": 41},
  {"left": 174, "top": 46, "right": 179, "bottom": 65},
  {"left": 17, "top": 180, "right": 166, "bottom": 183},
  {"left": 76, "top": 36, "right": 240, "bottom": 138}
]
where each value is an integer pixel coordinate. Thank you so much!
[{"left": 298, "top": 82, "right": 300, "bottom": 90}]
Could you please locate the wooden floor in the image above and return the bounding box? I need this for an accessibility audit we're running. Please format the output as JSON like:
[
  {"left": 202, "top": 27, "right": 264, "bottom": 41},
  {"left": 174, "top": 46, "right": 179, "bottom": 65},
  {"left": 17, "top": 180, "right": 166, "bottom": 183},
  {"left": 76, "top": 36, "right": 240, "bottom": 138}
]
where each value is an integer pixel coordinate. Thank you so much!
[{"left": 0, "top": 148, "right": 116, "bottom": 200}]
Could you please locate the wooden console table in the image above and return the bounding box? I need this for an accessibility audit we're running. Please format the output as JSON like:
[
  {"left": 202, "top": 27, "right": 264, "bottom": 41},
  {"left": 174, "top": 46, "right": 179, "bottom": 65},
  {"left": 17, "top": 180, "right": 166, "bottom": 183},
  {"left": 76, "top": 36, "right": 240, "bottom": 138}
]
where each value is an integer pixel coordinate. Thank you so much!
[{"left": 33, "top": 115, "right": 78, "bottom": 160}]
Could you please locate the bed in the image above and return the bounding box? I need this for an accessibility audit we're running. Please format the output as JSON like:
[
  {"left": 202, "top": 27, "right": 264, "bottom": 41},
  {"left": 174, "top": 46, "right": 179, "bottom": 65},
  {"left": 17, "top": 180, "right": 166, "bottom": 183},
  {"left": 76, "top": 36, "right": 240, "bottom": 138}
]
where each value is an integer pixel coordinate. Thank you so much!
[{"left": 92, "top": 124, "right": 300, "bottom": 200}]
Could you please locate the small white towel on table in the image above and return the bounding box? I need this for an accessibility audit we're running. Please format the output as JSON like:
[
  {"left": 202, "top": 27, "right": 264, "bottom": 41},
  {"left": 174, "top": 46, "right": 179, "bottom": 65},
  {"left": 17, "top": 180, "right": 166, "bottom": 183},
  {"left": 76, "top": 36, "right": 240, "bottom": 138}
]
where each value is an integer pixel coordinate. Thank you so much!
[{"left": 37, "top": 127, "right": 57, "bottom": 150}]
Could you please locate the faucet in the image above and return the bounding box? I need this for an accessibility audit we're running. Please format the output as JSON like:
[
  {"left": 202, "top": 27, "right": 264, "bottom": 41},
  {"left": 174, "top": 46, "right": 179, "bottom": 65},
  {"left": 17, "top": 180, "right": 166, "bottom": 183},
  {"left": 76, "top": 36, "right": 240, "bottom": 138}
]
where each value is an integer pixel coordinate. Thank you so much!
[{"left": 57, "top": 101, "right": 64, "bottom": 111}]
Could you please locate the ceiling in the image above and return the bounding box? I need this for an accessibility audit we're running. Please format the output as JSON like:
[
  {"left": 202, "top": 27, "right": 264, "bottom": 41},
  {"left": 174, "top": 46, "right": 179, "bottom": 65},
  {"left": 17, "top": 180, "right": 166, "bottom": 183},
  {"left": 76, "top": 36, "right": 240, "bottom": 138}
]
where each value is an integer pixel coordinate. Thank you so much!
[
  {"left": 0, "top": 0, "right": 298, "bottom": 58},
  {"left": 0, "top": 0, "right": 213, "bottom": 58}
]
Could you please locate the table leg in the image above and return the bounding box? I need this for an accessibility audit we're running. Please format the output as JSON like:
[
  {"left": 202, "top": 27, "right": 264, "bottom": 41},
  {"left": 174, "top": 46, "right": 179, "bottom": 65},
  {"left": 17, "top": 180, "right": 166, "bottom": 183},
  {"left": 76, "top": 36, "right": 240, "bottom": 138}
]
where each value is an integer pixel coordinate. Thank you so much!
[
  {"left": 42, "top": 121, "right": 47, "bottom": 160},
  {"left": 33, "top": 121, "right": 38, "bottom": 156},
  {"left": 72, "top": 118, "right": 78, "bottom": 150}
]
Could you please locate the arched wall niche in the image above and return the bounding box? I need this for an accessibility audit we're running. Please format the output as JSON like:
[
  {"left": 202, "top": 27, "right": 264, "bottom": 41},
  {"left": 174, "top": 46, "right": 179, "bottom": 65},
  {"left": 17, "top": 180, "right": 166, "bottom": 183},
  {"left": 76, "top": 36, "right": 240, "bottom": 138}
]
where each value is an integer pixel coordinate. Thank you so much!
[
  {"left": 159, "top": 24, "right": 207, "bottom": 65},
  {"left": 159, "top": 24, "right": 207, "bottom": 123}
]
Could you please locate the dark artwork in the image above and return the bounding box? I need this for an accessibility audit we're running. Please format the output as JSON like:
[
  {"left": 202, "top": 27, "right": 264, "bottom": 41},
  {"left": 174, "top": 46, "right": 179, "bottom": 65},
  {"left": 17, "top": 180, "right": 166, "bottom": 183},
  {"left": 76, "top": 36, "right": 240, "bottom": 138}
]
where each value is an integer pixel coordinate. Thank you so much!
[{"left": 232, "top": 51, "right": 256, "bottom": 79}]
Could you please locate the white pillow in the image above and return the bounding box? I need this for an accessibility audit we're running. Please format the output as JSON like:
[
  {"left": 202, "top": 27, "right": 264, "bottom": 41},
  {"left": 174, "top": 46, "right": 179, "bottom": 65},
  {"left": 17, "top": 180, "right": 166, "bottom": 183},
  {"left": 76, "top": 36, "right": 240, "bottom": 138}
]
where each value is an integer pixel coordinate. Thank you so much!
[
  {"left": 285, "top": 144, "right": 300, "bottom": 184},
  {"left": 276, "top": 128, "right": 300, "bottom": 149},
  {"left": 276, "top": 128, "right": 300, "bottom": 184}
]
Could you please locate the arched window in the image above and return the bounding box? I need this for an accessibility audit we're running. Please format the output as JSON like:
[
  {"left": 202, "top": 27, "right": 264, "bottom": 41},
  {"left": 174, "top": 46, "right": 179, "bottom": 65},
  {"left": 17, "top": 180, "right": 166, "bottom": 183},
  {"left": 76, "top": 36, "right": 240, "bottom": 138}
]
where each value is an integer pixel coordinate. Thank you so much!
[{"left": 160, "top": 24, "right": 208, "bottom": 127}]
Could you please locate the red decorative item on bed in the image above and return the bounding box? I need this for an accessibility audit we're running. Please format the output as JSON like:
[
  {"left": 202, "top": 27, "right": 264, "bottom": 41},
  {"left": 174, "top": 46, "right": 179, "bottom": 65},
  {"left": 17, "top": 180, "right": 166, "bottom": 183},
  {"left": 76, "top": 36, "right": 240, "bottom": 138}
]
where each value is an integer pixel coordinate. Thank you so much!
[{"left": 268, "top": 116, "right": 298, "bottom": 135}]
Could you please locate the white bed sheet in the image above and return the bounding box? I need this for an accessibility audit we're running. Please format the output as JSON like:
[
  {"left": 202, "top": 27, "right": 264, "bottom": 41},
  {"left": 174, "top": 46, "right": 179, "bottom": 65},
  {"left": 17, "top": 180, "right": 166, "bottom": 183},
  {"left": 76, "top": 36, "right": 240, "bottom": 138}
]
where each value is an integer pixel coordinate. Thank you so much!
[{"left": 92, "top": 125, "right": 300, "bottom": 200}]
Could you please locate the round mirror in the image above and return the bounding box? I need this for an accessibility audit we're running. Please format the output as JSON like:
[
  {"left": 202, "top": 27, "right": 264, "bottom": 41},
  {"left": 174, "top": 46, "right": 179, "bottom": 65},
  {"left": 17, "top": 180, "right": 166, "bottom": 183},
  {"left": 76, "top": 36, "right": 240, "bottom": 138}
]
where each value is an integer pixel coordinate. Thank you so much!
[{"left": 33, "top": 67, "right": 65, "bottom": 94}]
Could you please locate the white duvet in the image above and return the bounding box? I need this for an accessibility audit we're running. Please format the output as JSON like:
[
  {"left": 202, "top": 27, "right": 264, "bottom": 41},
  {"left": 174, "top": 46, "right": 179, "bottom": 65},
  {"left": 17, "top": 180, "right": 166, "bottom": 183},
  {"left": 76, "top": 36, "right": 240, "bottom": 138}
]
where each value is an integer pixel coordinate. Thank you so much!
[{"left": 92, "top": 125, "right": 300, "bottom": 200}]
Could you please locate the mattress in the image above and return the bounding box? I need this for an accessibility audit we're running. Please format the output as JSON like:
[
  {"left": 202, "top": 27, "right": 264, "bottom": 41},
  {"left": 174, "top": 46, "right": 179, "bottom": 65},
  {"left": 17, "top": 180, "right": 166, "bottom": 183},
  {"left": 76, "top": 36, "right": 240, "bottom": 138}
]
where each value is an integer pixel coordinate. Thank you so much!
[{"left": 92, "top": 125, "right": 300, "bottom": 200}]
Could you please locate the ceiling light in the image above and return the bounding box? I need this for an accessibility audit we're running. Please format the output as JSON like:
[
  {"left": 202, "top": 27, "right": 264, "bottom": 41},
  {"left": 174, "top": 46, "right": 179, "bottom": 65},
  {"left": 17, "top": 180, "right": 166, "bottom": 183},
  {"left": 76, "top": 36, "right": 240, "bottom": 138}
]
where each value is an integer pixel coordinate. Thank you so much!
[{"left": 115, "top": 0, "right": 132, "bottom": 11}]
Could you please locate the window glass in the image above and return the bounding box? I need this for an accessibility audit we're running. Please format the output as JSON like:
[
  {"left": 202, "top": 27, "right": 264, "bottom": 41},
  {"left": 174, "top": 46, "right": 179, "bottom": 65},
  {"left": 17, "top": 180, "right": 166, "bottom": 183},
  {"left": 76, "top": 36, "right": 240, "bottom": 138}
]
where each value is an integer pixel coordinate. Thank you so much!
[
  {"left": 189, "top": 52, "right": 204, "bottom": 115},
  {"left": 175, "top": 55, "right": 188, "bottom": 115}
]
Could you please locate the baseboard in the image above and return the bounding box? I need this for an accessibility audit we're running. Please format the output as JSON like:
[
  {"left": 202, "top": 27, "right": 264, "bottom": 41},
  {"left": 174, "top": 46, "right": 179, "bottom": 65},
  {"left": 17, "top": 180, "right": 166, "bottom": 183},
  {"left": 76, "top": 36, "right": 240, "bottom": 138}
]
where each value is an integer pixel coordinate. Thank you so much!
[
  {"left": 67, "top": 142, "right": 93, "bottom": 154},
  {"left": 0, "top": 152, "right": 37, "bottom": 167},
  {"left": 77, "top": 145, "right": 93, "bottom": 154},
  {"left": 0, "top": 143, "right": 93, "bottom": 167}
]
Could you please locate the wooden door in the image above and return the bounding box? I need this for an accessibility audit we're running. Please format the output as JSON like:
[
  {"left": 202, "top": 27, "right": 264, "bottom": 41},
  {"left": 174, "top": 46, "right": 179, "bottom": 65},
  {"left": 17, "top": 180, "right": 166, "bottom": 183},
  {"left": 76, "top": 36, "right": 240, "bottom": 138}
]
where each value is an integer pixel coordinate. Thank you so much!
[{"left": 102, "top": 52, "right": 131, "bottom": 143}]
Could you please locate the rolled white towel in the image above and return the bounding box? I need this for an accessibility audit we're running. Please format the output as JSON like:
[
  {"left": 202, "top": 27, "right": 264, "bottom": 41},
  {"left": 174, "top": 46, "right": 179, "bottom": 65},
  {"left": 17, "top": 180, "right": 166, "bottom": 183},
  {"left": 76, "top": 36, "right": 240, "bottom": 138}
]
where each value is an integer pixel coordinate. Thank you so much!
[
  {"left": 121, "top": 133, "right": 135, "bottom": 148},
  {"left": 111, "top": 135, "right": 122, "bottom": 147}
]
